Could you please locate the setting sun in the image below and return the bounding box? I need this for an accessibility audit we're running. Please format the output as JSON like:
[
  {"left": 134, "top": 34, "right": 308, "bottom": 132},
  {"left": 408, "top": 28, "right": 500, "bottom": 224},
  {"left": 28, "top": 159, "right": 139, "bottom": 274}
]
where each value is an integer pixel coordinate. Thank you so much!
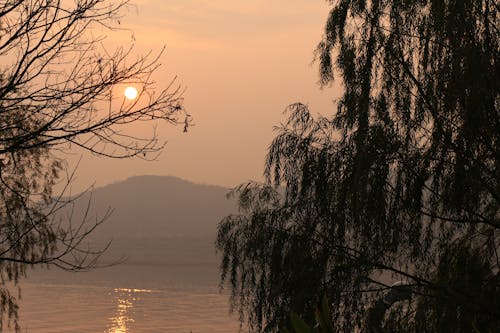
[{"left": 124, "top": 86, "right": 138, "bottom": 100}]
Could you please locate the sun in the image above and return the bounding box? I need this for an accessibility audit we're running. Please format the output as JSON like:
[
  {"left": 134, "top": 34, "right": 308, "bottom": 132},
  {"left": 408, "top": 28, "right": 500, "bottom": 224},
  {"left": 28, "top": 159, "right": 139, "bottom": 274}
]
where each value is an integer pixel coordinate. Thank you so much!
[{"left": 124, "top": 86, "right": 138, "bottom": 100}]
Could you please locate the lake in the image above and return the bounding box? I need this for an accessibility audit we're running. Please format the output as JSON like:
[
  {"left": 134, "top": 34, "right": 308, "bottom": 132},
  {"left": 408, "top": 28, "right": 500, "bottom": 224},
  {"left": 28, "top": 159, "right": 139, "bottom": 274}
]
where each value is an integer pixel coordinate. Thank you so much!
[{"left": 6, "top": 239, "right": 243, "bottom": 333}]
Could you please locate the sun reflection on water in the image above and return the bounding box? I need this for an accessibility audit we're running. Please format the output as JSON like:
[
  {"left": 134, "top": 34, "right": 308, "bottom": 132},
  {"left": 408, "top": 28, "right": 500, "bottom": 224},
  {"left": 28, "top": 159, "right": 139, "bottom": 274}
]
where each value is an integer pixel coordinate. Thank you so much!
[{"left": 107, "top": 288, "right": 153, "bottom": 333}]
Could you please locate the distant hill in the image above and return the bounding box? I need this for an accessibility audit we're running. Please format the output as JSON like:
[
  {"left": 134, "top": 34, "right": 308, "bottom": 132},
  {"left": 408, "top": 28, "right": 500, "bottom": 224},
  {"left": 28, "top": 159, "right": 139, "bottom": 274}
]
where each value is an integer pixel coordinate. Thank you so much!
[{"left": 61, "top": 176, "right": 238, "bottom": 265}]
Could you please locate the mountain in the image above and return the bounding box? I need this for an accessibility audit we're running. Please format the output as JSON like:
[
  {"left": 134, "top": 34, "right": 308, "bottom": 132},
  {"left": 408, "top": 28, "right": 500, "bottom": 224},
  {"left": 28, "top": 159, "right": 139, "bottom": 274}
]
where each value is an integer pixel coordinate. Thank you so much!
[{"left": 62, "top": 175, "right": 238, "bottom": 265}]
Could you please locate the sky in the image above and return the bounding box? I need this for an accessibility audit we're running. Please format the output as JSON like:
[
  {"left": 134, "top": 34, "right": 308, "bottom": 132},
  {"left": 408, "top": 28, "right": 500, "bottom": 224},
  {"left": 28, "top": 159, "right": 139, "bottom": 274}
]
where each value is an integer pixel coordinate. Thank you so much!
[{"left": 67, "top": 0, "right": 341, "bottom": 192}]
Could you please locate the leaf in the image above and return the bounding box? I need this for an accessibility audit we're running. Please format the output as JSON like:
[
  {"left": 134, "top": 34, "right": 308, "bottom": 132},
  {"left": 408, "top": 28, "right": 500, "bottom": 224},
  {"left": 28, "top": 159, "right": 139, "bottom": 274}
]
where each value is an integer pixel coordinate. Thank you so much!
[
  {"left": 316, "top": 295, "right": 334, "bottom": 332},
  {"left": 290, "top": 311, "right": 312, "bottom": 333}
]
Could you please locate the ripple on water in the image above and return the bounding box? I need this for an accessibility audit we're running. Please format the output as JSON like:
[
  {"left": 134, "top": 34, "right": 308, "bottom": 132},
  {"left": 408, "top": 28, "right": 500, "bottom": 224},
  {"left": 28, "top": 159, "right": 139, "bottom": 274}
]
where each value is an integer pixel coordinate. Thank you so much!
[{"left": 11, "top": 282, "right": 241, "bottom": 333}]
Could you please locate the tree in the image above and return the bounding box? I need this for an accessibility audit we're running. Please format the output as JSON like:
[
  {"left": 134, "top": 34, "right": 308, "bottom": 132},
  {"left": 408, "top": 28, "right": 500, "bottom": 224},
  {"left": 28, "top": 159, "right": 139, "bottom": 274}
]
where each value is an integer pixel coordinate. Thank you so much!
[
  {"left": 0, "top": 0, "right": 188, "bottom": 329},
  {"left": 216, "top": 0, "right": 499, "bottom": 331}
]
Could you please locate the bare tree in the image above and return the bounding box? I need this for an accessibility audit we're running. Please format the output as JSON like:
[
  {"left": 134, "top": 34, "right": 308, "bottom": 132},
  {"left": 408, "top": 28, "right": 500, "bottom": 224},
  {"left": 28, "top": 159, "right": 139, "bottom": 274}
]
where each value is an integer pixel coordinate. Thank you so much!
[{"left": 0, "top": 0, "right": 188, "bottom": 329}]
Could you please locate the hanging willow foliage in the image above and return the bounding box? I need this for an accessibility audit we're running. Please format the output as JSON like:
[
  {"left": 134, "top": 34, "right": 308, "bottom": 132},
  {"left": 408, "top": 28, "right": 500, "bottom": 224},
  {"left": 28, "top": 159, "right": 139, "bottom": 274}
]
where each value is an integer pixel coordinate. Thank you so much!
[{"left": 217, "top": 1, "right": 499, "bottom": 332}]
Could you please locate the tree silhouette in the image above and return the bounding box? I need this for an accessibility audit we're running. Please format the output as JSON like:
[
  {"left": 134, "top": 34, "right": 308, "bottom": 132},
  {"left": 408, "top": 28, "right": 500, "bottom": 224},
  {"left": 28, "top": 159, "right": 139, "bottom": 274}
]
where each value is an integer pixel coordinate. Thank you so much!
[
  {"left": 217, "top": 0, "right": 498, "bottom": 331},
  {"left": 0, "top": 0, "right": 188, "bottom": 329}
]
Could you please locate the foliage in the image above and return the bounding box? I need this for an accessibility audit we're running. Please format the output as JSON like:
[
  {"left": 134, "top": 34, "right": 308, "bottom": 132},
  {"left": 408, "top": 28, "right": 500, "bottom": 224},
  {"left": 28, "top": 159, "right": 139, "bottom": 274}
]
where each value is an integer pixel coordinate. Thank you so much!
[
  {"left": 0, "top": 0, "right": 187, "bottom": 329},
  {"left": 216, "top": 0, "right": 499, "bottom": 331},
  {"left": 280, "top": 295, "right": 335, "bottom": 333},
  {"left": 280, "top": 244, "right": 500, "bottom": 333},
  {"left": 411, "top": 243, "right": 500, "bottom": 333}
]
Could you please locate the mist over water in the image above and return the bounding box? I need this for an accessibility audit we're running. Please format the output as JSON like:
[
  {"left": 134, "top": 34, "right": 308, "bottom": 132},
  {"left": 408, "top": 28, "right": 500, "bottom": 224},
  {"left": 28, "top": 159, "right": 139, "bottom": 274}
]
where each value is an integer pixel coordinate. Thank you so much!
[
  {"left": 6, "top": 177, "right": 241, "bottom": 332},
  {"left": 12, "top": 251, "right": 240, "bottom": 333}
]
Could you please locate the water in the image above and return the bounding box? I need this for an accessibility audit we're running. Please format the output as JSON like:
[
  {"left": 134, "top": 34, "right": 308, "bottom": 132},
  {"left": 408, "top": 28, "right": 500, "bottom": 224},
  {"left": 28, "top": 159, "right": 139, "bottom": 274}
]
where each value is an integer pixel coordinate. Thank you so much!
[{"left": 8, "top": 254, "right": 242, "bottom": 332}]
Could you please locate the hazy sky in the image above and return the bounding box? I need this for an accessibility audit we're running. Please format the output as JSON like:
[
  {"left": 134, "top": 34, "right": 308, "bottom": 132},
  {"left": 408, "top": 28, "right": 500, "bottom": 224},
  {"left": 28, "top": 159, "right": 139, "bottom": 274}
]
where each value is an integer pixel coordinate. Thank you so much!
[{"left": 68, "top": 0, "right": 341, "bottom": 191}]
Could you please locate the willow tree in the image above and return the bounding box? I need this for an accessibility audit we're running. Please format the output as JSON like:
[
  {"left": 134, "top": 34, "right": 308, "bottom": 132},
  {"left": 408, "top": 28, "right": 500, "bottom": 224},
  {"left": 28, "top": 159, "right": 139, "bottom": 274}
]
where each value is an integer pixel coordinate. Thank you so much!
[
  {"left": 217, "top": 0, "right": 499, "bottom": 332},
  {"left": 0, "top": 0, "right": 187, "bottom": 330}
]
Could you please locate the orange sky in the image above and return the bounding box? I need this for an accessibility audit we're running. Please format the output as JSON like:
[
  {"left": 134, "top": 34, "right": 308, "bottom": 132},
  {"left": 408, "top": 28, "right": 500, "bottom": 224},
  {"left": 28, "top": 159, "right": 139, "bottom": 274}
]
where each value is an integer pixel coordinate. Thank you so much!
[{"left": 67, "top": 0, "right": 341, "bottom": 191}]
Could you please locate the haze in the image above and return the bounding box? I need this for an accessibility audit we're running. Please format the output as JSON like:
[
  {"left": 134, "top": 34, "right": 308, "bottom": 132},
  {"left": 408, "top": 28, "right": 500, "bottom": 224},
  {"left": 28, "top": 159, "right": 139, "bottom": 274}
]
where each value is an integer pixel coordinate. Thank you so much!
[{"left": 66, "top": 0, "right": 341, "bottom": 191}]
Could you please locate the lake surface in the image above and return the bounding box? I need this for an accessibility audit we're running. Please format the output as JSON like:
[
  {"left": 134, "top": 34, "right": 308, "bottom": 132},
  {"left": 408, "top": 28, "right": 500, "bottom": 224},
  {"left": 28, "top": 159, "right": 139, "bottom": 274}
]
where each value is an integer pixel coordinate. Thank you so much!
[{"left": 7, "top": 239, "right": 243, "bottom": 333}]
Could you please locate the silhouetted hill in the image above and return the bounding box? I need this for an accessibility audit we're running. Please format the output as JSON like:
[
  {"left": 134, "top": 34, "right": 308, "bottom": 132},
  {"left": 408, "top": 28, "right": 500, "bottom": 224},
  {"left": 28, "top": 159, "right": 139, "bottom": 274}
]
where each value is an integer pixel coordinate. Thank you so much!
[
  {"left": 75, "top": 175, "right": 235, "bottom": 239},
  {"left": 64, "top": 175, "right": 237, "bottom": 265}
]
